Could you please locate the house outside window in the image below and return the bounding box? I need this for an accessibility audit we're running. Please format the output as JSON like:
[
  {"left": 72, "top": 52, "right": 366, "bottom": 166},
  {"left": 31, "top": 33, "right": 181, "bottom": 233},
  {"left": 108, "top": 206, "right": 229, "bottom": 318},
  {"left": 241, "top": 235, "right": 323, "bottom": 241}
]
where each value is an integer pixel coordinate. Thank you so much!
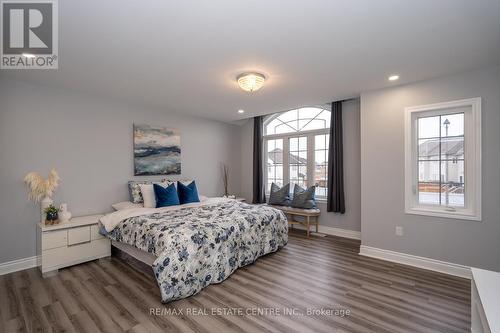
[
  {"left": 404, "top": 98, "right": 482, "bottom": 220},
  {"left": 263, "top": 107, "right": 330, "bottom": 198}
]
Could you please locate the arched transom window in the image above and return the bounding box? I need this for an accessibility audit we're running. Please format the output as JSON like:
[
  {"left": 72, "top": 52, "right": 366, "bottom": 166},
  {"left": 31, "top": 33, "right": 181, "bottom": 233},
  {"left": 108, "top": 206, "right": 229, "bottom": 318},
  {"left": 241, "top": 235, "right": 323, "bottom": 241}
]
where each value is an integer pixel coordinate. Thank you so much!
[{"left": 263, "top": 107, "right": 330, "bottom": 198}]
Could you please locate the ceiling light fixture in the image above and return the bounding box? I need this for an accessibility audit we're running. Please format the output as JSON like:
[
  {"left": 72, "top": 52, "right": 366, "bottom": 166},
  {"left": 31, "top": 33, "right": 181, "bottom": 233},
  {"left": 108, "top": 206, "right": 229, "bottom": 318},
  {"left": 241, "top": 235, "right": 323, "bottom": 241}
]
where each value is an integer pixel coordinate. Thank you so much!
[
  {"left": 238, "top": 109, "right": 245, "bottom": 114},
  {"left": 237, "top": 72, "right": 265, "bottom": 92},
  {"left": 22, "top": 53, "right": 36, "bottom": 58},
  {"left": 388, "top": 75, "right": 399, "bottom": 81}
]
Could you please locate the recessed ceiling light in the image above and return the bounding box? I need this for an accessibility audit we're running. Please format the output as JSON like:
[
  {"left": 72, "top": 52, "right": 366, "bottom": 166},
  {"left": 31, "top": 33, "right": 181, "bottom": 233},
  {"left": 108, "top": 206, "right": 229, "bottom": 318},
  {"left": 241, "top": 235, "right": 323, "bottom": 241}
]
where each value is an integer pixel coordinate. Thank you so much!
[
  {"left": 22, "top": 53, "right": 36, "bottom": 58},
  {"left": 237, "top": 72, "right": 265, "bottom": 92},
  {"left": 388, "top": 75, "right": 399, "bottom": 81},
  {"left": 238, "top": 109, "right": 245, "bottom": 114}
]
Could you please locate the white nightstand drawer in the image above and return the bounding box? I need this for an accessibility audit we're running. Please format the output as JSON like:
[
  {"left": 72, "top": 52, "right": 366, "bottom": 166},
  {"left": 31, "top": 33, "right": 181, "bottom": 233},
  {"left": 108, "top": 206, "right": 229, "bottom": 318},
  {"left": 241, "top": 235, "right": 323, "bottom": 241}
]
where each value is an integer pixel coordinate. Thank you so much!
[
  {"left": 42, "top": 230, "right": 68, "bottom": 250},
  {"left": 42, "top": 238, "right": 110, "bottom": 271},
  {"left": 91, "top": 224, "right": 105, "bottom": 240},
  {"left": 68, "top": 226, "right": 91, "bottom": 245}
]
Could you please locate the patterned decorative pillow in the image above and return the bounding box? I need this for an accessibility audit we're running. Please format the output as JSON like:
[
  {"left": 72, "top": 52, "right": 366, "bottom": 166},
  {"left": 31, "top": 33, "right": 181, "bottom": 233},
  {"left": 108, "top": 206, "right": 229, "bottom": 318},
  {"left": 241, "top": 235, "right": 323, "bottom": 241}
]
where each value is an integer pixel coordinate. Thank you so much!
[
  {"left": 161, "top": 179, "right": 194, "bottom": 187},
  {"left": 291, "top": 184, "right": 316, "bottom": 209},
  {"left": 128, "top": 180, "right": 174, "bottom": 204},
  {"left": 268, "top": 183, "right": 291, "bottom": 206}
]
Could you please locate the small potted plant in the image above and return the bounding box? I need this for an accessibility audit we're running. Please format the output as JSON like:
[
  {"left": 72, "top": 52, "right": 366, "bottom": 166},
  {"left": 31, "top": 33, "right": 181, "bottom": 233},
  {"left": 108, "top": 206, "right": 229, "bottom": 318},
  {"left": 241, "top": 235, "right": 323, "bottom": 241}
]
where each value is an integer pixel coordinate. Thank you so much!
[{"left": 44, "top": 205, "right": 60, "bottom": 225}]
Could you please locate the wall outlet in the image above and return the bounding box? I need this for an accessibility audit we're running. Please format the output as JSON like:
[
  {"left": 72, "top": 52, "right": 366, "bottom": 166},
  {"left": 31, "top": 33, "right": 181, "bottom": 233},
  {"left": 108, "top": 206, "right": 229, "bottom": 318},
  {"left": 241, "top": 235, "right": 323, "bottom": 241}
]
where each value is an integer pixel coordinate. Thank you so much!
[{"left": 395, "top": 226, "right": 404, "bottom": 236}]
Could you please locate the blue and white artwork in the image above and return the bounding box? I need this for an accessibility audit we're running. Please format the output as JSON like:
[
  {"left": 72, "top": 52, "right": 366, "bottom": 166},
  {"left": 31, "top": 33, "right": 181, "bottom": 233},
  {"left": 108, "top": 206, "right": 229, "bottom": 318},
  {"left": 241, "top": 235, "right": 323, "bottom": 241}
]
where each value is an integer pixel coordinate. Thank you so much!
[{"left": 134, "top": 124, "right": 181, "bottom": 175}]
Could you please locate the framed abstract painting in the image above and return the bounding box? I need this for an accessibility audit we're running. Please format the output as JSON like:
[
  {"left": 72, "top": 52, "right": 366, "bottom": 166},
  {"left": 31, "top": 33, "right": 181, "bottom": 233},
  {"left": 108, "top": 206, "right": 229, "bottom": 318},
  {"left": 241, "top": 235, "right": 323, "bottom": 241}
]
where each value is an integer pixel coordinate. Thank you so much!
[{"left": 133, "top": 124, "right": 181, "bottom": 175}]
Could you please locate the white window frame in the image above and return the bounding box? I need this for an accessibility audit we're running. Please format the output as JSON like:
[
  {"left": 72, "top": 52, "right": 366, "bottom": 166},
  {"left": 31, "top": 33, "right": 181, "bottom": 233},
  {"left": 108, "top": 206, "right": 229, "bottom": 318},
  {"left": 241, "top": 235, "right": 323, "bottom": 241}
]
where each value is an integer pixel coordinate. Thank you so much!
[
  {"left": 263, "top": 108, "right": 330, "bottom": 200},
  {"left": 404, "top": 97, "right": 482, "bottom": 221}
]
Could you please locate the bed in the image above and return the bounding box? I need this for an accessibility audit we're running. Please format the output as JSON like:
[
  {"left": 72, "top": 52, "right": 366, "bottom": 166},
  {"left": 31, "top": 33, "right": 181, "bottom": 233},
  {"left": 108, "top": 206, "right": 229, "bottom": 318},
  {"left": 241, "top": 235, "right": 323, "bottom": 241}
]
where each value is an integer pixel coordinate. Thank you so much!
[{"left": 100, "top": 197, "right": 288, "bottom": 303}]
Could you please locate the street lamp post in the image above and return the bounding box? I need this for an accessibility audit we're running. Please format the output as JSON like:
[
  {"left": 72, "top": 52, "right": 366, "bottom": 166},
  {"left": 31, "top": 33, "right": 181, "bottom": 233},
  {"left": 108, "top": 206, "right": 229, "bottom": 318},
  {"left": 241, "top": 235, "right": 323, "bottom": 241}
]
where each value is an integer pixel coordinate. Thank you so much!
[{"left": 443, "top": 118, "right": 450, "bottom": 206}]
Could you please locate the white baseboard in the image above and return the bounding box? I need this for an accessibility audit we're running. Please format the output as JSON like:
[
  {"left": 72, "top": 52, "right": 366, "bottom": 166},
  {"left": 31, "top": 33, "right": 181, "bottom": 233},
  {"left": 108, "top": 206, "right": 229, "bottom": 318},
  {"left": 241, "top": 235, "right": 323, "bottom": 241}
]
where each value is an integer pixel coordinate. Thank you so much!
[
  {"left": 0, "top": 256, "right": 39, "bottom": 275},
  {"left": 291, "top": 224, "right": 361, "bottom": 240},
  {"left": 359, "top": 245, "right": 471, "bottom": 279}
]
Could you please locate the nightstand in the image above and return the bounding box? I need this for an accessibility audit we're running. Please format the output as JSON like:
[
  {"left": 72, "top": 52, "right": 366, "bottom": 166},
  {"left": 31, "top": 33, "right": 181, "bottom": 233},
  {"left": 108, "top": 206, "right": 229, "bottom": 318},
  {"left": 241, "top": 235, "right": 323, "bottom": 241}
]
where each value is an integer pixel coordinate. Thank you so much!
[{"left": 36, "top": 214, "right": 111, "bottom": 276}]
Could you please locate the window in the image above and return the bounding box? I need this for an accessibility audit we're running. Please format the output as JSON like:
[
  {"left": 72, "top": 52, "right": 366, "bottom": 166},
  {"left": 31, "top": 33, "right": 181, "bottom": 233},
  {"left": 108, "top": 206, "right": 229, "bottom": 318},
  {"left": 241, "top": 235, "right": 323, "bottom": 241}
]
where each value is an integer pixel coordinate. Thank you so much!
[
  {"left": 266, "top": 138, "right": 283, "bottom": 187},
  {"left": 404, "top": 98, "right": 481, "bottom": 220},
  {"left": 264, "top": 107, "right": 330, "bottom": 198}
]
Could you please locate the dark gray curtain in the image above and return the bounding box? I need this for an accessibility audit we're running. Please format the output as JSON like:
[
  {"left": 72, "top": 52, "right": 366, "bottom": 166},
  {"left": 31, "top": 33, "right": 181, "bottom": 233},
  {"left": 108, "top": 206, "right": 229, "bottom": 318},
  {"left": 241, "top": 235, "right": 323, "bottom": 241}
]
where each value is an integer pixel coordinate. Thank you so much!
[
  {"left": 327, "top": 101, "right": 345, "bottom": 213},
  {"left": 252, "top": 116, "right": 266, "bottom": 204}
]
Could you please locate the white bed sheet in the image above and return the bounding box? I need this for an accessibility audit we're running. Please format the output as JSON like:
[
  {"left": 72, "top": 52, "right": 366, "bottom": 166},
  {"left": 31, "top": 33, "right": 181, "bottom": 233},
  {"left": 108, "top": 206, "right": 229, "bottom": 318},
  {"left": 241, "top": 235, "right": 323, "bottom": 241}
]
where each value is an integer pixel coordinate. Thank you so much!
[{"left": 100, "top": 197, "right": 230, "bottom": 232}]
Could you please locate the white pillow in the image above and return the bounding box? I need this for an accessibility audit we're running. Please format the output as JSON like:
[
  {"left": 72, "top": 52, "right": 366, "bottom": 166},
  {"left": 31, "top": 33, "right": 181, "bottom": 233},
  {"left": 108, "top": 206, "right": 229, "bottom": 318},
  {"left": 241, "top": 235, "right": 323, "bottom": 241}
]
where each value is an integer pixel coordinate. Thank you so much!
[
  {"left": 112, "top": 201, "right": 143, "bottom": 211},
  {"left": 139, "top": 184, "right": 156, "bottom": 208}
]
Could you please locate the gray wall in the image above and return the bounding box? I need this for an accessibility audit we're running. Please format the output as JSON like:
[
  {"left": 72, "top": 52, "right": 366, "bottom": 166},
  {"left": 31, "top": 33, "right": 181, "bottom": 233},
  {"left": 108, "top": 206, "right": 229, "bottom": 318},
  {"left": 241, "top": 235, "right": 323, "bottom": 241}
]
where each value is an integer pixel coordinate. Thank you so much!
[
  {"left": 0, "top": 78, "right": 242, "bottom": 264},
  {"left": 360, "top": 66, "right": 500, "bottom": 271},
  {"left": 239, "top": 99, "right": 361, "bottom": 232}
]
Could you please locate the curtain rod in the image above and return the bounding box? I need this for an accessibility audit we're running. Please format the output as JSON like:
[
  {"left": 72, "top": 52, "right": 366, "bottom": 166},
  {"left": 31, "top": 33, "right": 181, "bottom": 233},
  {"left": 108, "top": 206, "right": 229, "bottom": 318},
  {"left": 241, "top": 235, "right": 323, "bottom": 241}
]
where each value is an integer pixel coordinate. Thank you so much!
[{"left": 322, "top": 97, "right": 359, "bottom": 106}]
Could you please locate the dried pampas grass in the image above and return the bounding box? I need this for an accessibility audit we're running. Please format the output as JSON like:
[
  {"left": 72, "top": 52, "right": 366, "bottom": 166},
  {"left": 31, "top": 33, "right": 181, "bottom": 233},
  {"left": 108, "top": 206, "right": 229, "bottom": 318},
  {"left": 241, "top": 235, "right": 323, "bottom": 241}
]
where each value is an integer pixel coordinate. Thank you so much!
[
  {"left": 221, "top": 163, "right": 229, "bottom": 197},
  {"left": 24, "top": 168, "right": 60, "bottom": 202}
]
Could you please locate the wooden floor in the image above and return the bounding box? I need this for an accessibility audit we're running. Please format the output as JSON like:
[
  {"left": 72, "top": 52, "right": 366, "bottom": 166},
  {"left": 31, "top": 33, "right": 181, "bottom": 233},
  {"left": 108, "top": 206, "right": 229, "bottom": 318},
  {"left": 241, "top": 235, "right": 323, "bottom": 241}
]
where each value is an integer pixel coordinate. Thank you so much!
[{"left": 0, "top": 231, "right": 471, "bottom": 333}]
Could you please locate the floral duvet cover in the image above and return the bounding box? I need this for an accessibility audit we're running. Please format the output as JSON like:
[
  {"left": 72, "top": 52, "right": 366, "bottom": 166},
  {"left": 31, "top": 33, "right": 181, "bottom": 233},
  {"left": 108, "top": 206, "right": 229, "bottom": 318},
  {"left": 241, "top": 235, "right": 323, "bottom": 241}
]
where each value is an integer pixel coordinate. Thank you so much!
[{"left": 106, "top": 200, "right": 288, "bottom": 303}]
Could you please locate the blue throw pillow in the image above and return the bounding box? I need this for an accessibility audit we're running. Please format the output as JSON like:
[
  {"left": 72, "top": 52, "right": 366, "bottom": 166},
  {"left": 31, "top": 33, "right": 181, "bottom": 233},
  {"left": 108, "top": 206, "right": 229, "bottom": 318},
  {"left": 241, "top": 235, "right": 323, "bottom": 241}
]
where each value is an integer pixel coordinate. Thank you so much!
[
  {"left": 268, "top": 183, "right": 291, "bottom": 206},
  {"left": 177, "top": 181, "right": 200, "bottom": 204},
  {"left": 154, "top": 183, "right": 180, "bottom": 208},
  {"left": 291, "top": 184, "right": 316, "bottom": 209}
]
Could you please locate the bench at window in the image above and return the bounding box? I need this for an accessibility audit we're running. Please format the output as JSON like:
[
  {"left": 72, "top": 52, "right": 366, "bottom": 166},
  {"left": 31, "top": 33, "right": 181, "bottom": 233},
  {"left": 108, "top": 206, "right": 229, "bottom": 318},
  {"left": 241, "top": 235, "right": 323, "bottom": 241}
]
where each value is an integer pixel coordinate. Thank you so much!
[{"left": 269, "top": 205, "right": 321, "bottom": 238}]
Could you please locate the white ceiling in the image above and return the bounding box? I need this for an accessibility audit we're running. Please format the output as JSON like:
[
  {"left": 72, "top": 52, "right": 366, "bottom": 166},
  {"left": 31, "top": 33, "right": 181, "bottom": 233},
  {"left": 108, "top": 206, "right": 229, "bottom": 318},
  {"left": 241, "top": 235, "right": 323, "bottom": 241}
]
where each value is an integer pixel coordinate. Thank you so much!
[{"left": 3, "top": 0, "right": 500, "bottom": 122}]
